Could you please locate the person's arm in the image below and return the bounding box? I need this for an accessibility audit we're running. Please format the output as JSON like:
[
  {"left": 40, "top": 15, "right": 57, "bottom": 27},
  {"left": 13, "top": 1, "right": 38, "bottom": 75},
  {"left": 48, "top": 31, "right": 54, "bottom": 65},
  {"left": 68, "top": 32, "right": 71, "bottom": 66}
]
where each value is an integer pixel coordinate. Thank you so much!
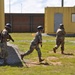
[
  {"left": 38, "top": 34, "right": 42, "bottom": 47},
  {"left": 62, "top": 29, "right": 66, "bottom": 36},
  {"left": 8, "top": 34, "right": 14, "bottom": 42}
]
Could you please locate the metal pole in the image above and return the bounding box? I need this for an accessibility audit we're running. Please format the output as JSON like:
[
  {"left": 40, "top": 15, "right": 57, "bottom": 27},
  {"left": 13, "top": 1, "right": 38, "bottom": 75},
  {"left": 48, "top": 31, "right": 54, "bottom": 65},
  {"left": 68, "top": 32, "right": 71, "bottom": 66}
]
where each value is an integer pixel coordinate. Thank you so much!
[
  {"left": 9, "top": 0, "right": 11, "bottom": 13},
  {"left": 9, "top": 0, "right": 10, "bottom": 23},
  {"left": 21, "top": 3, "right": 22, "bottom": 13},
  {"left": 9, "top": 0, "right": 13, "bottom": 32},
  {"left": 62, "top": 0, "right": 64, "bottom": 7}
]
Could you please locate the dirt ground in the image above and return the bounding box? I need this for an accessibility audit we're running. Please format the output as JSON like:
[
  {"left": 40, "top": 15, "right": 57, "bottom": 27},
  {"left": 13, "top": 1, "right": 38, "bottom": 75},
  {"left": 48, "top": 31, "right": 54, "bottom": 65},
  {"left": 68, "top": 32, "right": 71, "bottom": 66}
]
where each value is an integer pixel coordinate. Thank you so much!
[
  {"left": 23, "top": 54, "right": 74, "bottom": 67},
  {"left": 22, "top": 56, "right": 62, "bottom": 67},
  {"left": 9, "top": 43, "right": 74, "bottom": 67}
]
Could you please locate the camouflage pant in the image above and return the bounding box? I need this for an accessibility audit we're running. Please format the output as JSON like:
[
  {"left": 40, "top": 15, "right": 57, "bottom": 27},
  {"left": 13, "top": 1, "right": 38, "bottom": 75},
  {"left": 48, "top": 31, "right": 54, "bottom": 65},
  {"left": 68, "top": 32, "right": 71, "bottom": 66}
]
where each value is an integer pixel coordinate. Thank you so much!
[
  {"left": 53, "top": 38, "right": 65, "bottom": 51},
  {"left": 23, "top": 42, "right": 42, "bottom": 59},
  {"left": 0, "top": 42, "right": 8, "bottom": 59}
]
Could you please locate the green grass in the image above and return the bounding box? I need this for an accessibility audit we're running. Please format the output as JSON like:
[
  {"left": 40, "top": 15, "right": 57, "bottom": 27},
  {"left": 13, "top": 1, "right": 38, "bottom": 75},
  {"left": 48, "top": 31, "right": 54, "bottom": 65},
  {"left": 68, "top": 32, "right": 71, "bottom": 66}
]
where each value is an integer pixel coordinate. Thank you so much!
[{"left": 1, "top": 33, "right": 75, "bottom": 75}]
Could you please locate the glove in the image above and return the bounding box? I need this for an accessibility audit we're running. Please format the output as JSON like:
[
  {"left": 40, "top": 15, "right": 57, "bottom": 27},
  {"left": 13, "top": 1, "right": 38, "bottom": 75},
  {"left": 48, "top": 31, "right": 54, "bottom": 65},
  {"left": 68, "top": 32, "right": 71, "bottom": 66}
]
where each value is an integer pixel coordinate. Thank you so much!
[
  {"left": 12, "top": 39, "right": 14, "bottom": 42},
  {"left": 39, "top": 42, "right": 42, "bottom": 47},
  {"left": 41, "top": 44, "right": 42, "bottom": 47}
]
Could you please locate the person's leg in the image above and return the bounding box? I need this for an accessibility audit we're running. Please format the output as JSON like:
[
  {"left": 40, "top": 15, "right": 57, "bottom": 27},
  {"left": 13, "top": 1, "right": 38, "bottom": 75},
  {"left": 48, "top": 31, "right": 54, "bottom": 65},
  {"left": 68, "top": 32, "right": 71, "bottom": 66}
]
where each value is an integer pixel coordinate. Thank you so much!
[
  {"left": 21, "top": 45, "right": 34, "bottom": 60},
  {"left": 1, "top": 43, "right": 8, "bottom": 65},
  {"left": 36, "top": 46, "right": 44, "bottom": 62},
  {"left": 53, "top": 39, "right": 60, "bottom": 53},
  {"left": 61, "top": 41, "right": 64, "bottom": 54}
]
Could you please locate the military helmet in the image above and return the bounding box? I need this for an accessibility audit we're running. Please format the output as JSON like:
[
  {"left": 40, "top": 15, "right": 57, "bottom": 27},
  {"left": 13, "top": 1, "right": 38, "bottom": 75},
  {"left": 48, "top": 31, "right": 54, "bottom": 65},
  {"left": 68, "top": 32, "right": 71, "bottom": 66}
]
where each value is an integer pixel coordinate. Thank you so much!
[
  {"left": 5, "top": 23, "right": 11, "bottom": 28},
  {"left": 60, "top": 23, "right": 63, "bottom": 26},
  {"left": 59, "top": 23, "right": 64, "bottom": 29},
  {"left": 37, "top": 25, "right": 43, "bottom": 30}
]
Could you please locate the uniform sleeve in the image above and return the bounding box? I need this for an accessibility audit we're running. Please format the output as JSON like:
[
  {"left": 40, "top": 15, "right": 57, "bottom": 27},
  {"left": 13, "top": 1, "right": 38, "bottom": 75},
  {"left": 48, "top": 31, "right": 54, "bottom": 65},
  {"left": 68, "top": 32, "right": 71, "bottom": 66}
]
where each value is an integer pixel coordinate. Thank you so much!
[
  {"left": 62, "top": 30, "right": 66, "bottom": 36},
  {"left": 2, "top": 29, "right": 9, "bottom": 38},
  {"left": 38, "top": 33, "right": 42, "bottom": 43}
]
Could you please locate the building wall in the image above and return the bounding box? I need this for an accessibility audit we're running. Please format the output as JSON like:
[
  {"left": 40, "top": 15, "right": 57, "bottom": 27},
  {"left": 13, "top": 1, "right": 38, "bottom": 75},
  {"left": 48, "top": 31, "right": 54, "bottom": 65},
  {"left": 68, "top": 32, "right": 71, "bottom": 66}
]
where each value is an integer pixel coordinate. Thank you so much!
[
  {"left": 45, "top": 7, "right": 75, "bottom": 34},
  {"left": 5, "top": 13, "right": 44, "bottom": 32},
  {"left": 0, "top": 0, "right": 4, "bottom": 31}
]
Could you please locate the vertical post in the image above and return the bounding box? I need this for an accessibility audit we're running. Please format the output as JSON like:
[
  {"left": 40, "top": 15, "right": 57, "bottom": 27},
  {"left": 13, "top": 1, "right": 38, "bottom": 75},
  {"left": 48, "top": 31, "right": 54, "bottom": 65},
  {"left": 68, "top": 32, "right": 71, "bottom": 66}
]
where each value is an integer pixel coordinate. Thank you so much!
[
  {"left": 0, "top": 0, "right": 5, "bottom": 31},
  {"left": 9, "top": 0, "right": 11, "bottom": 23},
  {"left": 9, "top": 0, "right": 10, "bottom": 13},
  {"left": 9, "top": 0, "right": 13, "bottom": 32},
  {"left": 62, "top": 0, "right": 64, "bottom": 7},
  {"left": 21, "top": 3, "right": 22, "bottom": 13}
]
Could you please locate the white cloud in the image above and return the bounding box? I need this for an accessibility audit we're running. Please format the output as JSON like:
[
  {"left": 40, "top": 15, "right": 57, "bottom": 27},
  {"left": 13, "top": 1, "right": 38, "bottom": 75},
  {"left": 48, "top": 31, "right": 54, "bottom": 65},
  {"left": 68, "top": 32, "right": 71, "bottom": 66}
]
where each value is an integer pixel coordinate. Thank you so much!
[
  {"left": 22, "top": 0, "right": 45, "bottom": 13},
  {"left": 64, "top": 0, "right": 75, "bottom": 7},
  {"left": 45, "top": 0, "right": 61, "bottom": 7},
  {"left": 4, "top": 0, "right": 9, "bottom": 12},
  {"left": 4, "top": 0, "right": 75, "bottom": 13}
]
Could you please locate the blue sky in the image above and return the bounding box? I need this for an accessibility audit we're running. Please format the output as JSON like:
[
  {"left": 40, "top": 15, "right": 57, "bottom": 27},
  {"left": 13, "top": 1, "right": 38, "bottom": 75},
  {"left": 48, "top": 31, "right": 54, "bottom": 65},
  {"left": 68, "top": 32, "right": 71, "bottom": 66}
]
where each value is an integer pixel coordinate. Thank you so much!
[{"left": 4, "top": 0, "right": 75, "bottom": 13}]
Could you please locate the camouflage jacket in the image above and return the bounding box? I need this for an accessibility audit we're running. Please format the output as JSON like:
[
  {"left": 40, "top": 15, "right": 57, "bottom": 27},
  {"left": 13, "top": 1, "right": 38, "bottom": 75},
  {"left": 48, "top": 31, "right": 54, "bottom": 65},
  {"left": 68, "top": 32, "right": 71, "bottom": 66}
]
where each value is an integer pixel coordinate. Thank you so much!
[{"left": 31, "top": 32, "right": 42, "bottom": 45}]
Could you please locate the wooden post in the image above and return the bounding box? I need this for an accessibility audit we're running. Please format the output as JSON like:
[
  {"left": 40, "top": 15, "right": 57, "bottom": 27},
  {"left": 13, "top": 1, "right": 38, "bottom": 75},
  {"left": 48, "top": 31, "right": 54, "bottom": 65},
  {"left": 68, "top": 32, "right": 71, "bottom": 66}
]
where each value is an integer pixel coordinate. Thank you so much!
[{"left": 0, "top": 0, "right": 5, "bottom": 31}]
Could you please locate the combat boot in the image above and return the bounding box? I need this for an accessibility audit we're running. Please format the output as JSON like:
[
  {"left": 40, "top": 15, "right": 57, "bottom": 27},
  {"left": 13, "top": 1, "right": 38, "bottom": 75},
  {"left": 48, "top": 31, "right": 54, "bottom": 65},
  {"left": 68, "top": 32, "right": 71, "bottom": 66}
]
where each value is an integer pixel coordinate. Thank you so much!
[
  {"left": 39, "top": 58, "right": 44, "bottom": 62},
  {"left": 20, "top": 54, "right": 24, "bottom": 60},
  {"left": 61, "top": 50, "right": 64, "bottom": 54},
  {"left": 53, "top": 48, "right": 56, "bottom": 53}
]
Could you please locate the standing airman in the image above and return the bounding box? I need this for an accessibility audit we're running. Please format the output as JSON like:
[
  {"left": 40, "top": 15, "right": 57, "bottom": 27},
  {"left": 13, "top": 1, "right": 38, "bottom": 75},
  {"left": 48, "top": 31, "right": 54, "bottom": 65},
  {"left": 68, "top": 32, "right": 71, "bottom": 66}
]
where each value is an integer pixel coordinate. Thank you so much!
[
  {"left": 0, "top": 23, "right": 14, "bottom": 64},
  {"left": 21, "top": 25, "right": 44, "bottom": 62},
  {"left": 53, "top": 23, "right": 66, "bottom": 54}
]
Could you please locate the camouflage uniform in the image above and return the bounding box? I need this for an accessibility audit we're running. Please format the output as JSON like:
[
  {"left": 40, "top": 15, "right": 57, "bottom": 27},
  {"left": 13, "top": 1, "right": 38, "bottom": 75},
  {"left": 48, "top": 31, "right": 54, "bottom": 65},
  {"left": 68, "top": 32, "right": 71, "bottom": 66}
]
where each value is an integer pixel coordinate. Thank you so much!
[
  {"left": 0, "top": 23, "right": 14, "bottom": 64},
  {"left": 0, "top": 29, "right": 10, "bottom": 62},
  {"left": 53, "top": 24, "right": 66, "bottom": 54},
  {"left": 21, "top": 26, "right": 44, "bottom": 62}
]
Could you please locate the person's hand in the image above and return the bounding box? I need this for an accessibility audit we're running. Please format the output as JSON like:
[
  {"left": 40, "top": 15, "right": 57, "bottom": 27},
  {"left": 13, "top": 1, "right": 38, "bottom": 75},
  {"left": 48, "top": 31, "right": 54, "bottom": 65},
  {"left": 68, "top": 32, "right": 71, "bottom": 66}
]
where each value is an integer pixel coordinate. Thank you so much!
[
  {"left": 40, "top": 43, "right": 42, "bottom": 47},
  {"left": 39, "top": 42, "right": 42, "bottom": 47},
  {"left": 41, "top": 44, "right": 42, "bottom": 47},
  {"left": 12, "top": 39, "right": 14, "bottom": 42}
]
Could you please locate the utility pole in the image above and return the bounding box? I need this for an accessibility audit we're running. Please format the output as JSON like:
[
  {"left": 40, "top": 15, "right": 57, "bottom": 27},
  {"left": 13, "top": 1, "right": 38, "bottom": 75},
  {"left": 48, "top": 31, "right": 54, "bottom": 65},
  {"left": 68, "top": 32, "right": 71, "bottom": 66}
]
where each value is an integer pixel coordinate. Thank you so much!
[
  {"left": 9, "top": 0, "right": 11, "bottom": 23},
  {"left": 9, "top": 0, "right": 11, "bottom": 13},
  {"left": 9, "top": 0, "right": 12, "bottom": 31},
  {"left": 21, "top": 3, "right": 22, "bottom": 13},
  {"left": 62, "top": 0, "right": 64, "bottom": 7}
]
